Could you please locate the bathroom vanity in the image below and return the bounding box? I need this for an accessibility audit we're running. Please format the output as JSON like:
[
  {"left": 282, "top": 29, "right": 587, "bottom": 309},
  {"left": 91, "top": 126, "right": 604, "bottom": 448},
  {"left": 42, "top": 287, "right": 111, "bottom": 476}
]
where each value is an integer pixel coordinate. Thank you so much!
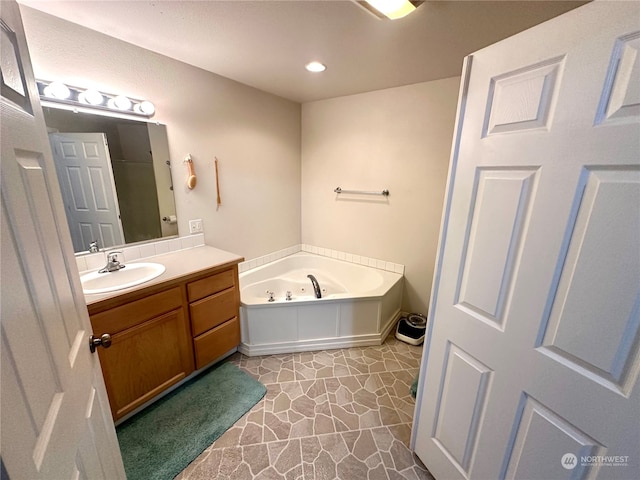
[{"left": 85, "top": 246, "right": 243, "bottom": 421}]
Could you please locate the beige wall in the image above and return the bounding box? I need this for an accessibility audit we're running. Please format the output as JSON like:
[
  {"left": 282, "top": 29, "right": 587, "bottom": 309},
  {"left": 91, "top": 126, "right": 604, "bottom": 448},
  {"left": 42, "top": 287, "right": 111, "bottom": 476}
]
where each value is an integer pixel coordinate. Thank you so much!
[
  {"left": 22, "top": 6, "right": 461, "bottom": 312},
  {"left": 20, "top": 6, "right": 301, "bottom": 261},
  {"left": 301, "top": 78, "right": 460, "bottom": 313}
]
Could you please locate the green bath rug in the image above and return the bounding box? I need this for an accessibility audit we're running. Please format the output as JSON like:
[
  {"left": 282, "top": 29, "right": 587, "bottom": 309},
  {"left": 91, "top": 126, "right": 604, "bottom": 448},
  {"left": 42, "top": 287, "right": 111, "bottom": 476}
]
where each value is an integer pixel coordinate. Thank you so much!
[{"left": 116, "top": 361, "right": 266, "bottom": 480}]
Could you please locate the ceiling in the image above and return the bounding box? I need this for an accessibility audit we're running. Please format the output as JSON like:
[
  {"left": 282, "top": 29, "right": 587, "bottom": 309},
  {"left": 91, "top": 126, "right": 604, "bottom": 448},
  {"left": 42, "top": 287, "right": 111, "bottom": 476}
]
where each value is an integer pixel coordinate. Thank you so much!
[{"left": 19, "top": 0, "right": 587, "bottom": 103}]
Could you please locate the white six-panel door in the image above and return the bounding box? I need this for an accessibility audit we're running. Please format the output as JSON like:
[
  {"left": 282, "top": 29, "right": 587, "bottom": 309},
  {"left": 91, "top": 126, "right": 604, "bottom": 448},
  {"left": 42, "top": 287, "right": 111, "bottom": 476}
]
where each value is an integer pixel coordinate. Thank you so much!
[
  {"left": 49, "top": 132, "right": 125, "bottom": 252},
  {"left": 413, "top": 2, "right": 640, "bottom": 479},
  {"left": 0, "top": 1, "right": 125, "bottom": 478}
]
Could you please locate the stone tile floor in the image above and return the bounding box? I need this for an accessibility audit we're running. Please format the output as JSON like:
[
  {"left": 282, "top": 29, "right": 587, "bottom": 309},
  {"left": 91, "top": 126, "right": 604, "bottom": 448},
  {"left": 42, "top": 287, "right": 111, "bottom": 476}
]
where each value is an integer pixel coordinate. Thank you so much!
[{"left": 176, "top": 335, "right": 434, "bottom": 480}]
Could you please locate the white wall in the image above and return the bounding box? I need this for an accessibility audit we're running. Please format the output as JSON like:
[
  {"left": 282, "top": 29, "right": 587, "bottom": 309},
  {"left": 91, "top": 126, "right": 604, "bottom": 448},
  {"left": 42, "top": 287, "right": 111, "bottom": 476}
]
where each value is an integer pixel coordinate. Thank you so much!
[
  {"left": 301, "top": 78, "right": 460, "bottom": 313},
  {"left": 20, "top": 6, "right": 301, "bottom": 261}
]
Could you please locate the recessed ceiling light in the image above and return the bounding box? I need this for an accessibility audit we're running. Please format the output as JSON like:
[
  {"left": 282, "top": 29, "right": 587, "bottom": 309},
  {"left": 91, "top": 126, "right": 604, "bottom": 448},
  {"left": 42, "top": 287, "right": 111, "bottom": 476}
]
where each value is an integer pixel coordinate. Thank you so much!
[{"left": 305, "top": 62, "right": 327, "bottom": 73}]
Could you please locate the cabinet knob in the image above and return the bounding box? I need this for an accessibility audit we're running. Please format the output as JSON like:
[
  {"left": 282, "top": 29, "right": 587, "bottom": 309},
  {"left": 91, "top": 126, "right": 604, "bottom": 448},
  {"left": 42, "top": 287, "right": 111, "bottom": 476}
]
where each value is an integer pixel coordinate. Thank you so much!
[{"left": 89, "top": 333, "right": 112, "bottom": 353}]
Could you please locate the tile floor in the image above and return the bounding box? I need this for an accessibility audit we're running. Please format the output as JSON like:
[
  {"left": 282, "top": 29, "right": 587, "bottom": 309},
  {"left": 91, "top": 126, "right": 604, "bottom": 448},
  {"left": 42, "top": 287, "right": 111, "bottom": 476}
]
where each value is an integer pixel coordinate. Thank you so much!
[{"left": 176, "top": 335, "right": 434, "bottom": 480}]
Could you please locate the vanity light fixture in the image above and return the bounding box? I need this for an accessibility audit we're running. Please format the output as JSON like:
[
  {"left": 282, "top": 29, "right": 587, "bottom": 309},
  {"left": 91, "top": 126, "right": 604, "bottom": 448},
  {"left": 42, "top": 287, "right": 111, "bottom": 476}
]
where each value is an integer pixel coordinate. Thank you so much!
[
  {"left": 359, "top": 0, "right": 420, "bottom": 20},
  {"left": 36, "top": 79, "right": 156, "bottom": 118},
  {"left": 305, "top": 61, "right": 327, "bottom": 73}
]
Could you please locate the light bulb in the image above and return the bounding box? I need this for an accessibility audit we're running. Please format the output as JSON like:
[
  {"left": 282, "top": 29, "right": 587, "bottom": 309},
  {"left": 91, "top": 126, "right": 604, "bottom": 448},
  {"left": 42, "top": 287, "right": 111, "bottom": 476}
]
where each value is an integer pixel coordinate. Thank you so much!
[
  {"left": 44, "top": 81, "right": 71, "bottom": 99},
  {"left": 134, "top": 100, "right": 155, "bottom": 115},
  {"left": 78, "top": 89, "right": 104, "bottom": 106},
  {"left": 108, "top": 95, "right": 132, "bottom": 110}
]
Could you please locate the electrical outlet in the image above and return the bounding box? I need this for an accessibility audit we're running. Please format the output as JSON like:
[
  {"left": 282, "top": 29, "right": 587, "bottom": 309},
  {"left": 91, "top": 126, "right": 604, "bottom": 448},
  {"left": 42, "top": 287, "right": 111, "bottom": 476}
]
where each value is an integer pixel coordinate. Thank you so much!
[{"left": 189, "top": 219, "right": 203, "bottom": 234}]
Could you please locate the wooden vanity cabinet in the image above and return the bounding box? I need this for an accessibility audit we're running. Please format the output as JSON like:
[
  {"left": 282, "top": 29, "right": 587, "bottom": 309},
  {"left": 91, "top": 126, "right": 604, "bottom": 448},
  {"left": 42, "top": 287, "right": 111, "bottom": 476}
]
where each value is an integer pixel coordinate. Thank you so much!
[
  {"left": 187, "top": 265, "right": 241, "bottom": 369},
  {"left": 90, "top": 287, "right": 194, "bottom": 420},
  {"left": 87, "top": 261, "right": 241, "bottom": 421}
]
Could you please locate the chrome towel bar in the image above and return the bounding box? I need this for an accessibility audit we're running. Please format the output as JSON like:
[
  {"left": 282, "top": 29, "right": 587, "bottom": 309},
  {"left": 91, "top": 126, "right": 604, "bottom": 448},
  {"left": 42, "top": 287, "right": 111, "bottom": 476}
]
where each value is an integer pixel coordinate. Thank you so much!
[{"left": 334, "top": 187, "right": 389, "bottom": 196}]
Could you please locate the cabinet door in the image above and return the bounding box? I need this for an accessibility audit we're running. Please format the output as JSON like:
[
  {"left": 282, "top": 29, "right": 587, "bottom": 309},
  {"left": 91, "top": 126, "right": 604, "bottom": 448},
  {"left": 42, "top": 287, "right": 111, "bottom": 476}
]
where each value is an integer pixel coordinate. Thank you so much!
[{"left": 97, "top": 308, "right": 194, "bottom": 420}]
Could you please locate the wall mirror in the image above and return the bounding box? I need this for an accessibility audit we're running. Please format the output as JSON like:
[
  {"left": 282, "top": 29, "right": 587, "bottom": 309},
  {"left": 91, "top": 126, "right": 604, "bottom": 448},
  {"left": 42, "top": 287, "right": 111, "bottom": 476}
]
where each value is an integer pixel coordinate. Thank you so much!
[{"left": 43, "top": 105, "right": 178, "bottom": 254}]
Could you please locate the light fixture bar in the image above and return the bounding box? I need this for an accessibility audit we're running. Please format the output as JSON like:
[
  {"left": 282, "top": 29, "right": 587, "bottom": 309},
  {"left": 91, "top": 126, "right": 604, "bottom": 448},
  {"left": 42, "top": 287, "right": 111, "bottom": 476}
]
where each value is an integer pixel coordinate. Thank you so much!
[{"left": 36, "top": 80, "right": 155, "bottom": 118}]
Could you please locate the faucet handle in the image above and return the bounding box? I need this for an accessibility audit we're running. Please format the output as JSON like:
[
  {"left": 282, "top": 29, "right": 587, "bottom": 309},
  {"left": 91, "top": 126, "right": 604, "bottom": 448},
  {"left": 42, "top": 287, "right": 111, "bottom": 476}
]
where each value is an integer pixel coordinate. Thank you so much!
[
  {"left": 89, "top": 240, "right": 99, "bottom": 253},
  {"left": 107, "top": 251, "right": 123, "bottom": 262}
]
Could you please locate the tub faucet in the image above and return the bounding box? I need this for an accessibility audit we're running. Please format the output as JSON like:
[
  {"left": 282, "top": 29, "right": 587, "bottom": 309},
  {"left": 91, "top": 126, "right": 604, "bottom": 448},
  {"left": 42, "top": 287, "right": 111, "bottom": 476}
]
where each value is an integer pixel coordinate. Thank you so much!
[
  {"left": 307, "top": 274, "right": 322, "bottom": 299},
  {"left": 99, "top": 251, "right": 125, "bottom": 273}
]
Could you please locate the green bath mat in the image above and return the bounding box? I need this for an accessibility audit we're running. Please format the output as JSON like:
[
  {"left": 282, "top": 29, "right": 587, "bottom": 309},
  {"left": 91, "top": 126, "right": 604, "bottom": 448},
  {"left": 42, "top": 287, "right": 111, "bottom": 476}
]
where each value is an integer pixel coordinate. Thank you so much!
[{"left": 116, "top": 361, "right": 267, "bottom": 480}]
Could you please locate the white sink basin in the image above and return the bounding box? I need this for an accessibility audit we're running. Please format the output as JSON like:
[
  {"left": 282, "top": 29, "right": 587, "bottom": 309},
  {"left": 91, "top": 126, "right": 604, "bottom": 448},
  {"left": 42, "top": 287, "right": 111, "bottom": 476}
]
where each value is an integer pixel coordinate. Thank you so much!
[{"left": 81, "top": 262, "right": 166, "bottom": 294}]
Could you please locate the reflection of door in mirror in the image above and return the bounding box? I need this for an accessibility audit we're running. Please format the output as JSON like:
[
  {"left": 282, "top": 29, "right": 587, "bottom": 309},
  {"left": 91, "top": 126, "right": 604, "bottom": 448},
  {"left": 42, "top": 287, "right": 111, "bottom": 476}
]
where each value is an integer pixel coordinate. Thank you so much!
[
  {"left": 49, "top": 132, "right": 125, "bottom": 252},
  {"left": 43, "top": 107, "right": 178, "bottom": 253}
]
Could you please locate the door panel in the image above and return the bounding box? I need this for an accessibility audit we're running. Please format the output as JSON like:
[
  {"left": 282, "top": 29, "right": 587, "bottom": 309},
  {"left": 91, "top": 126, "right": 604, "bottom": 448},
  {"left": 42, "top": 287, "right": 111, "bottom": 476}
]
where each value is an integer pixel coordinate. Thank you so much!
[
  {"left": 596, "top": 32, "right": 640, "bottom": 125},
  {"left": 483, "top": 56, "right": 564, "bottom": 136},
  {"left": 413, "top": 2, "right": 640, "bottom": 479},
  {"left": 432, "top": 343, "right": 491, "bottom": 475},
  {"left": 503, "top": 396, "right": 602, "bottom": 480},
  {"left": 538, "top": 168, "right": 640, "bottom": 394},
  {"left": 457, "top": 167, "right": 538, "bottom": 327}
]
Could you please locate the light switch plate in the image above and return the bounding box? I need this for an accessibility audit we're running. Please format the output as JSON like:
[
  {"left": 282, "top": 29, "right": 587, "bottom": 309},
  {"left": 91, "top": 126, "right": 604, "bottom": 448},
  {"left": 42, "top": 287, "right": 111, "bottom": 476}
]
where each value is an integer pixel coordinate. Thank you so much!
[{"left": 189, "top": 219, "right": 203, "bottom": 234}]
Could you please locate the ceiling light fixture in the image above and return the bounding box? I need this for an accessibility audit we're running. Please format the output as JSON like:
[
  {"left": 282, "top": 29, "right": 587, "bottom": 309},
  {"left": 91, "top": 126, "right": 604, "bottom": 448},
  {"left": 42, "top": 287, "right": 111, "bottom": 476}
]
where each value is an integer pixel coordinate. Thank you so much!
[
  {"left": 305, "top": 61, "right": 327, "bottom": 73},
  {"left": 360, "top": 0, "right": 419, "bottom": 20},
  {"left": 36, "top": 80, "right": 155, "bottom": 118}
]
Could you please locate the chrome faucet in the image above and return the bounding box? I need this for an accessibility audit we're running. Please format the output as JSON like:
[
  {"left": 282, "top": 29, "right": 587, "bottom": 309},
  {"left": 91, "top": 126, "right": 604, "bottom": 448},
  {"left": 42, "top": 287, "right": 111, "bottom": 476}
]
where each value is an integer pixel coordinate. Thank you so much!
[
  {"left": 99, "top": 251, "right": 126, "bottom": 273},
  {"left": 307, "top": 274, "right": 322, "bottom": 299},
  {"left": 88, "top": 240, "right": 99, "bottom": 253}
]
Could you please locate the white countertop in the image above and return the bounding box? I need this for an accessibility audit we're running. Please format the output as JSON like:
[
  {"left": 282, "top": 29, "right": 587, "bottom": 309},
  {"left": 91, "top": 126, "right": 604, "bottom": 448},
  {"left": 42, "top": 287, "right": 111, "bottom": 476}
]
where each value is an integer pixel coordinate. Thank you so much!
[{"left": 83, "top": 245, "right": 243, "bottom": 305}]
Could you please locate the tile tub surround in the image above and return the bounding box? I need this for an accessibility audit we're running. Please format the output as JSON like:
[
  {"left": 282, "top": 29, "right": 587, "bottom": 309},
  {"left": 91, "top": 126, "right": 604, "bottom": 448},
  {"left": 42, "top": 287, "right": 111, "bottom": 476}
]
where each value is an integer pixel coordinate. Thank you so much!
[
  {"left": 176, "top": 335, "right": 433, "bottom": 480},
  {"left": 239, "top": 244, "right": 405, "bottom": 276}
]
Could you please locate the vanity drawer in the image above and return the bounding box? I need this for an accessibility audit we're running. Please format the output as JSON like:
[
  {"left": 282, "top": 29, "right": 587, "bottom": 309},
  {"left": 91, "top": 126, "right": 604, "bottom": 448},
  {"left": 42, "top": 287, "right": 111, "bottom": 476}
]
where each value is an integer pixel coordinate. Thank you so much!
[
  {"left": 189, "top": 288, "right": 237, "bottom": 336},
  {"left": 193, "top": 317, "right": 240, "bottom": 369},
  {"left": 187, "top": 268, "right": 235, "bottom": 302},
  {"left": 91, "top": 287, "right": 183, "bottom": 334}
]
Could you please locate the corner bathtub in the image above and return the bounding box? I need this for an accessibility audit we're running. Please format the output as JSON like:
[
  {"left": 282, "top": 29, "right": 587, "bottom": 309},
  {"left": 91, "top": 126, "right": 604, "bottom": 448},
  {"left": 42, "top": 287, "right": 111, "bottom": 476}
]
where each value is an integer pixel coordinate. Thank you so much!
[{"left": 238, "top": 252, "right": 404, "bottom": 356}]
